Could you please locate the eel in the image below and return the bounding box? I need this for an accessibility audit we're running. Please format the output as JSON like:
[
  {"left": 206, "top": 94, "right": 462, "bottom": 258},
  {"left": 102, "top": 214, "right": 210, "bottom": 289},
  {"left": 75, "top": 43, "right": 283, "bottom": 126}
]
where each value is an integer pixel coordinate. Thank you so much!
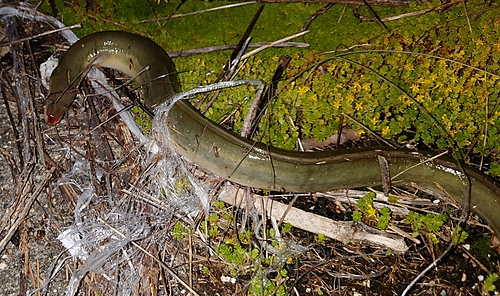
[{"left": 46, "top": 31, "right": 500, "bottom": 238}]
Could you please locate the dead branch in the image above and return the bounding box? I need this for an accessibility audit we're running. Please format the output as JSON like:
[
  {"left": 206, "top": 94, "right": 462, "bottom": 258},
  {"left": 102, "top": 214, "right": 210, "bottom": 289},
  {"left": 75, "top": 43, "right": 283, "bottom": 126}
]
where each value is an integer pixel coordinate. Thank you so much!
[
  {"left": 357, "top": 0, "right": 463, "bottom": 22},
  {"left": 219, "top": 185, "right": 409, "bottom": 252},
  {"left": 168, "top": 41, "right": 308, "bottom": 58}
]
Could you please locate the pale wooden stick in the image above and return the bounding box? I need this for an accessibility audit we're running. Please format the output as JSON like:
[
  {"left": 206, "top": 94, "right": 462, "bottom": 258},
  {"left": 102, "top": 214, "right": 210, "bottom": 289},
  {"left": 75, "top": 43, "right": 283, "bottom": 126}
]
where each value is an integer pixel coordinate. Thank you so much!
[{"left": 219, "top": 185, "right": 408, "bottom": 252}]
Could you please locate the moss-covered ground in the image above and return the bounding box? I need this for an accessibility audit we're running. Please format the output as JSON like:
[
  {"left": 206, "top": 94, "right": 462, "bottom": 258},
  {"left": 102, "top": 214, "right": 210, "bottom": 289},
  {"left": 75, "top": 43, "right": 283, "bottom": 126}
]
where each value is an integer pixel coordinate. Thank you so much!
[{"left": 38, "top": 0, "right": 500, "bottom": 175}]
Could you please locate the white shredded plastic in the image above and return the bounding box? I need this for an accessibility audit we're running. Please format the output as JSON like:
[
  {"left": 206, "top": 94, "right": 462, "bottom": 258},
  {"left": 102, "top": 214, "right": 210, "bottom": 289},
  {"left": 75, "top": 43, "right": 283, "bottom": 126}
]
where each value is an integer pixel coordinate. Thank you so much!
[
  {"left": 0, "top": 4, "right": 79, "bottom": 43},
  {"left": 151, "top": 79, "right": 263, "bottom": 215},
  {"left": 39, "top": 57, "right": 58, "bottom": 90}
]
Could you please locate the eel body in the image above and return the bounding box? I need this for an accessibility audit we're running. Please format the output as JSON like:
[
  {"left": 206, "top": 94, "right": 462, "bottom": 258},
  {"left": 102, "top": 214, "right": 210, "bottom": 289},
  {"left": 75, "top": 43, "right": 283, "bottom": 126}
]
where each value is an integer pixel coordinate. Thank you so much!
[
  {"left": 45, "top": 31, "right": 180, "bottom": 125},
  {"left": 46, "top": 31, "right": 500, "bottom": 237}
]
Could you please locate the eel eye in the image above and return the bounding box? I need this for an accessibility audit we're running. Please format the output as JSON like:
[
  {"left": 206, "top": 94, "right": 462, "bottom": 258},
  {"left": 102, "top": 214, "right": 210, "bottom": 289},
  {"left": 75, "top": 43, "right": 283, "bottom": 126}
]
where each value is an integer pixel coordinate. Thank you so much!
[{"left": 46, "top": 113, "right": 61, "bottom": 125}]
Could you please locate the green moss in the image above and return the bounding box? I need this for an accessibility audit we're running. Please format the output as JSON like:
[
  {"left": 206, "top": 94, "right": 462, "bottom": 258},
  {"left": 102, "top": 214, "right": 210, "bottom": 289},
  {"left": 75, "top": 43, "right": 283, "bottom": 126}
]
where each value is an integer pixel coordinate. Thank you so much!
[
  {"left": 37, "top": 1, "right": 500, "bottom": 169},
  {"left": 471, "top": 235, "right": 497, "bottom": 269}
]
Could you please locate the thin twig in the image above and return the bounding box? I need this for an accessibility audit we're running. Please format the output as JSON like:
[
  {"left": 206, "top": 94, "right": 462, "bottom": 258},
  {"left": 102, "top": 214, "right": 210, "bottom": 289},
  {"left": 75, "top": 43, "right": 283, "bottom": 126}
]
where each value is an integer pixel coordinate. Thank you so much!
[
  {"left": 256, "top": 0, "right": 411, "bottom": 6},
  {"left": 321, "top": 43, "right": 371, "bottom": 54},
  {"left": 240, "top": 30, "right": 310, "bottom": 60},
  {"left": 361, "top": 0, "right": 389, "bottom": 31},
  {"left": 302, "top": 3, "right": 334, "bottom": 31},
  {"left": 464, "top": 91, "right": 500, "bottom": 159},
  {"left": 139, "top": 2, "right": 256, "bottom": 23},
  {"left": 401, "top": 241, "right": 455, "bottom": 296},
  {"left": 230, "top": 4, "right": 264, "bottom": 65},
  {"left": 168, "top": 42, "right": 309, "bottom": 58},
  {"left": 479, "top": 73, "right": 488, "bottom": 170},
  {"left": 0, "top": 24, "right": 81, "bottom": 47},
  {"left": 461, "top": 0, "right": 472, "bottom": 33},
  {"left": 199, "top": 38, "right": 252, "bottom": 114},
  {"left": 197, "top": 5, "right": 263, "bottom": 111},
  {"left": 277, "top": 194, "right": 299, "bottom": 228},
  {"left": 145, "top": 0, "right": 163, "bottom": 29},
  {"left": 87, "top": 14, "right": 147, "bottom": 37},
  {"left": 358, "top": 0, "right": 462, "bottom": 23},
  {"left": 249, "top": 55, "right": 291, "bottom": 138},
  {"left": 240, "top": 84, "right": 265, "bottom": 138},
  {"left": 391, "top": 150, "right": 449, "bottom": 180}
]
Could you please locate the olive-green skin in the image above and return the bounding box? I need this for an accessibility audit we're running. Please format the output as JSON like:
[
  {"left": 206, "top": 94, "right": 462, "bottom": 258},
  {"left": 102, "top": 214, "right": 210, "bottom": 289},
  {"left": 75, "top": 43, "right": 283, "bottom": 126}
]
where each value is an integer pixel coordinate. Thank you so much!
[
  {"left": 45, "top": 31, "right": 180, "bottom": 124},
  {"left": 47, "top": 31, "right": 500, "bottom": 237}
]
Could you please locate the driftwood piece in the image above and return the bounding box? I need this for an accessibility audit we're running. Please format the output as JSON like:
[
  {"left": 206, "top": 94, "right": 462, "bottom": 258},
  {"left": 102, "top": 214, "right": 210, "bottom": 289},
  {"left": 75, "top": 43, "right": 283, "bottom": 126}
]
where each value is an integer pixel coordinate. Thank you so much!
[{"left": 219, "top": 185, "right": 409, "bottom": 252}]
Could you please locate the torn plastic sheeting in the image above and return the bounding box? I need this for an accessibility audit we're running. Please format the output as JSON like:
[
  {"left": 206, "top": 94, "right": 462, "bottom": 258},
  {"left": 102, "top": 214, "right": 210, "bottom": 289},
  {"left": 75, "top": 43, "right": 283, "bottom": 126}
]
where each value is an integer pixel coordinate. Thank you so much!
[
  {"left": 60, "top": 217, "right": 150, "bottom": 296},
  {"left": 151, "top": 79, "right": 263, "bottom": 216}
]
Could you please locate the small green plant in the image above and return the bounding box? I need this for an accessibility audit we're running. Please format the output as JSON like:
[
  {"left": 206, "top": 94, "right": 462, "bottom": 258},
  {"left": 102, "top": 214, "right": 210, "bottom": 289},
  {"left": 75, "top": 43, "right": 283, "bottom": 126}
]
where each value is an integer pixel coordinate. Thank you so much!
[
  {"left": 173, "top": 178, "right": 191, "bottom": 195},
  {"left": 217, "top": 239, "right": 255, "bottom": 268},
  {"left": 217, "top": 234, "right": 292, "bottom": 296},
  {"left": 356, "top": 192, "right": 378, "bottom": 220},
  {"left": 405, "top": 211, "right": 447, "bottom": 244},
  {"left": 197, "top": 200, "right": 294, "bottom": 295},
  {"left": 482, "top": 273, "right": 499, "bottom": 295},
  {"left": 202, "top": 266, "right": 210, "bottom": 275},
  {"left": 248, "top": 272, "right": 289, "bottom": 296},
  {"left": 352, "top": 192, "right": 392, "bottom": 230},
  {"left": 172, "top": 221, "right": 190, "bottom": 241},
  {"left": 316, "top": 233, "right": 326, "bottom": 244},
  {"left": 281, "top": 223, "right": 292, "bottom": 235},
  {"left": 377, "top": 207, "right": 392, "bottom": 230},
  {"left": 452, "top": 226, "right": 469, "bottom": 245},
  {"left": 200, "top": 212, "right": 220, "bottom": 237},
  {"left": 238, "top": 230, "right": 253, "bottom": 245},
  {"left": 352, "top": 210, "right": 363, "bottom": 222},
  {"left": 388, "top": 195, "right": 399, "bottom": 203}
]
